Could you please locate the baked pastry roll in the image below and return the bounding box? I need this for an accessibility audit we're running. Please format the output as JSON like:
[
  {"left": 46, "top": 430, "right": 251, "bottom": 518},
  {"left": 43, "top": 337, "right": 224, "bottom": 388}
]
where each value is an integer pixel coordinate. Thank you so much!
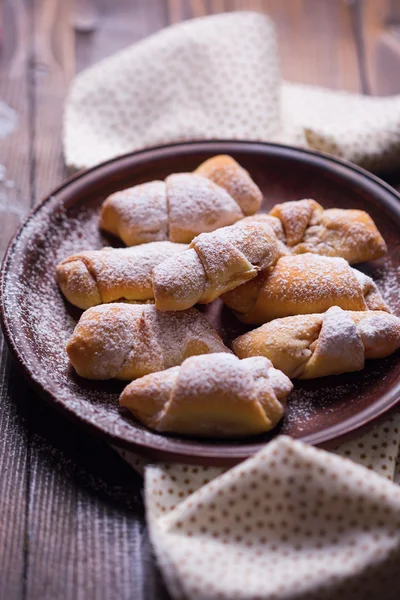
[
  {"left": 222, "top": 254, "right": 389, "bottom": 324},
  {"left": 271, "top": 199, "right": 386, "bottom": 263},
  {"left": 233, "top": 306, "right": 400, "bottom": 379},
  {"left": 152, "top": 220, "right": 280, "bottom": 311},
  {"left": 100, "top": 175, "right": 243, "bottom": 246},
  {"left": 120, "top": 353, "right": 293, "bottom": 437},
  {"left": 194, "top": 155, "right": 263, "bottom": 216},
  {"left": 56, "top": 241, "right": 186, "bottom": 309},
  {"left": 67, "top": 304, "right": 229, "bottom": 380},
  {"left": 235, "top": 214, "right": 290, "bottom": 257},
  {"left": 241, "top": 200, "right": 386, "bottom": 264}
]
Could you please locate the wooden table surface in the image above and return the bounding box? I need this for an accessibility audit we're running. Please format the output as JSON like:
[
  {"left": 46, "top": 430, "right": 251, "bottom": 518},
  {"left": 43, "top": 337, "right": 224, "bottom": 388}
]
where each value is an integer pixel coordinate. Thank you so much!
[{"left": 0, "top": 1, "right": 400, "bottom": 598}]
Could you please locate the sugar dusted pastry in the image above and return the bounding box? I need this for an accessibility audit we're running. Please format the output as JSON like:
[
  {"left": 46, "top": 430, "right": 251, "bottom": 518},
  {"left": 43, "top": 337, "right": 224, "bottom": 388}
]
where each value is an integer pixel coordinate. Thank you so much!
[
  {"left": 222, "top": 254, "right": 389, "bottom": 324},
  {"left": 152, "top": 220, "right": 280, "bottom": 311},
  {"left": 235, "top": 214, "right": 290, "bottom": 257},
  {"left": 66, "top": 304, "right": 229, "bottom": 380},
  {"left": 120, "top": 353, "right": 293, "bottom": 437},
  {"left": 233, "top": 307, "right": 400, "bottom": 379},
  {"left": 241, "top": 200, "right": 386, "bottom": 263},
  {"left": 194, "top": 155, "right": 263, "bottom": 215},
  {"left": 56, "top": 241, "right": 186, "bottom": 309},
  {"left": 270, "top": 199, "right": 386, "bottom": 264},
  {"left": 100, "top": 174, "right": 244, "bottom": 246}
]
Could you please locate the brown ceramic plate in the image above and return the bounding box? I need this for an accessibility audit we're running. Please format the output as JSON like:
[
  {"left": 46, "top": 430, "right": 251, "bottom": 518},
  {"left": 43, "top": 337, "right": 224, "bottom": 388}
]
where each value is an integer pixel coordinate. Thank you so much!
[{"left": 1, "top": 141, "right": 400, "bottom": 465}]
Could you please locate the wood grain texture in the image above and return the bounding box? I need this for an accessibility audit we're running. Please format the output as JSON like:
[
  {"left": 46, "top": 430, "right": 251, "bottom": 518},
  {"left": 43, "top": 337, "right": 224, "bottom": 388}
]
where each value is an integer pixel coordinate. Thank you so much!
[
  {"left": 0, "top": 0, "right": 398, "bottom": 598},
  {"left": 32, "top": 0, "right": 75, "bottom": 200},
  {"left": 363, "top": 0, "right": 400, "bottom": 95},
  {"left": 0, "top": 344, "right": 28, "bottom": 600},
  {"left": 0, "top": 1, "right": 31, "bottom": 598},
  {"left": 167, "top": 0, "right": 361, "bottom": 90},
  {"left": 75, "top": 0, "right": 168, "bottom": 72}
]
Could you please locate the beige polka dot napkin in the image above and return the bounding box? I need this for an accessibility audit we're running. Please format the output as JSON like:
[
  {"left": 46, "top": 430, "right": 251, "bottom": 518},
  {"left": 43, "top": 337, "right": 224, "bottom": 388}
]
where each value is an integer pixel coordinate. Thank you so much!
[
  {"left": 64, "top": 11, "right": 400, "bottom": 172},
  {"left": 64, "top": 10, "right": 400, "bottom": 599},
  {"left": 117, "top": 418, "right": 400, "bottom": 600}
]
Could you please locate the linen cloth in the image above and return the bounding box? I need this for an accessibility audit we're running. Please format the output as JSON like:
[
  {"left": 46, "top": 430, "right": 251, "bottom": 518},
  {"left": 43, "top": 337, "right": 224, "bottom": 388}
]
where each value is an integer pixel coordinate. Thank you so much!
[
  {"left": 63, "top": 11, "right": 400, "bottom": 600},
  {"left": 116, "top": 419, "right": 400, "bottom": 600},
  {"left": 64, "top": 12, "right": 400, "bottom": 172}
]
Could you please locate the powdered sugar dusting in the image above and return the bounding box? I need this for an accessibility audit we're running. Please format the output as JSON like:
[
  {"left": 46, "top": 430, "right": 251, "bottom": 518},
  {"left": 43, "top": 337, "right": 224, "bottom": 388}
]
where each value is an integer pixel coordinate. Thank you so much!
[
  {"left": 297, "top": 208, "right": 387, "bottom": 264},
  {"left": 2, "top": 198, "right": 166, "bottom": 445},
  {"left": 101, "top": 180, "right": 169, "bottom": 245},
  {"left": 2, "top": 183, "right": 400, "bottom": 450},
  {"left": 372, "top": 259, "right": 400, "bottom": 314},
  {"left": 67, "top": 304, "right": 229, "bottom": 380},
  {"left": 143, "top": 354, "right": 292, "bottom": 436},
  {"left": 269, "top": 199, "right": 387, "bottom": 264},
  {"left": 194, "top": 155, "right": 263, "bottom": 216},
  {"left": 240, "top": 254, "right": 372, "bottom": 322},
  {"left": 153, "top": 221, "right": 279, "bottom": 310},
  {"left": 166, "top": 173, "right": 243, "bottom": 242},
  {"left": 58, "top": 240, "right": 186, "bottom": 306},
  {"left": 270, "top": 199, "right": 319, "bottom": 246}
]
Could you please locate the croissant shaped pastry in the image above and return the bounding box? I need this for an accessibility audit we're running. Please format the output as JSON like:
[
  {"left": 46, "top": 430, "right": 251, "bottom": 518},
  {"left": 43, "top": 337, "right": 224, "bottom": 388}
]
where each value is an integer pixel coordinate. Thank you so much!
[
  {"left": 100, "top": 156, "right": 262, "bottom": 246},
  {"left": 233, "top": 306, "right": 400, "bottom": 379},
  {"left": 222, "top": 253, "right": 389, "bottom": 324},
  {"left": 241, "top": 199, "right": 386, "bottom": 264},
  {"left": 194, "top": 154, "right": 263, "bottom": 216},
  {"left": 120, "top": 353, "right": 293, "bottom": 437},
  {"left": 66, "top": 303, "right": 229, "bottom": 380},
  {"left": 56, "top": 241, "right": 186, "bottom": 309},
  {"left": 152, "top": 220, "right": 280, "bottom": 311}
]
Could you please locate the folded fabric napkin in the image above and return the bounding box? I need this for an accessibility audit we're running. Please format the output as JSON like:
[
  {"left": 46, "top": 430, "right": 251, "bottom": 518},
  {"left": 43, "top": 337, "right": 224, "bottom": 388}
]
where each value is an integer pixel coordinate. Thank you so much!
[
  {"left": 63, "top": 11, "right": 400, "bottom": 599},
  {"left": 64, "top": 11, "right": 400, "bottom": 172},
  {"left": 117, "top": 422, "right": 400, "bottom": 600}
]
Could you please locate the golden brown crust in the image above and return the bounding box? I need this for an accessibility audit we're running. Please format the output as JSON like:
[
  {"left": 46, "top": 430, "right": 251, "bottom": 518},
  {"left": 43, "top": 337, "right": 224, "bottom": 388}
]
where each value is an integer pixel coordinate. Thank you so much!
[
  {"left": 233, "top": 307, "right": 400, "bottom": 379},
  {"left": 235, "top": 214, "right": 290, "bottom": 257},
  {"left": 194, "top": 155, "right": 263, "bottom": 216},
  {"left": 100, "top": 181, "right": 168, "bottom": 246},
  {"left": 270, "top": 199, "right": 323, "bottom": 247},
  {"left": 152, "top": 221, "right": 280, "bottom": 311},
  {"left": 120, "top": 353, "right": 293, "bottom": 437},
  {"left": 222, "top": 254, "right": 389, "bottom": 324},
  {"left": 66, "top": 304, "right": 230, "bottom": 380},
  {"left": 56, "top": 241, "right": 186, "bottom": 309},
  {"left": 269, "top": 199, "right": 387, "bottom": 263},
  {"left": 100, "top": 156, "right": 264, "bottom": 246},
  {"left": 165, "top": 173, "right": 243, "bottom": 242}
]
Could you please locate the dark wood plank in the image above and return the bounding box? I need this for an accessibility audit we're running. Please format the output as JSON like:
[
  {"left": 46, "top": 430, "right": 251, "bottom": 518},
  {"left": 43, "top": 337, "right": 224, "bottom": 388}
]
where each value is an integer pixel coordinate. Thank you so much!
[
  {"left": 74, "top": 0, "right": 168, "bottom": 73},
  {"left": 360, "top": 0, "right": 400, "bottom": 190},
  {"left": 0, "top": 347, "right": 29, "bottom": 600},
  {"left": 263, "top": 0, "right": 361, "bottom": 90},
  {"left": 31, "top": 0, "right": 75, "bottom": 200},
  {"left": 166, "top": 0, "right": 361, "bottom": 90},
  {"left": 23, "top": 395, "right": 157, "bottom": 600},
  {"left": 363, "top": 0, "right": 400, "bottom": 96},
  {"left": 0, "top": 1, "right": 32, "bottom": 597}
]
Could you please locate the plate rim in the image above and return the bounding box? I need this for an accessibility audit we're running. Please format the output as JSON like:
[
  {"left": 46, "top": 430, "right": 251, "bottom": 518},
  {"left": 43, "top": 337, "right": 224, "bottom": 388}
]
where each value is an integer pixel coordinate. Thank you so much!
[{"left": 1, "top": 139, "right": 400, "bottom": 465}]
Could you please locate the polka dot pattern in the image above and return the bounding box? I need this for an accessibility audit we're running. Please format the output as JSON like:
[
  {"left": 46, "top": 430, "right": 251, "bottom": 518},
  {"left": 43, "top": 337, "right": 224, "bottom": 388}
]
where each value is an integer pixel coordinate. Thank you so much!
[
  {"left": 64, "top": 12, "right": 400, "bottom": 173},
  {"left": 116, "top": 416, "right": 400, "bottom": 600},
  {"left": 64, "top": 12, "right": 281, "bottom": 170},
  {"left": 334, "top": 412, "right": 400, "bottom": 480},
  {"left": 135, "top": 436, "right": 400, "bottom": 600},
  {"left": 281, "top": 82, "right": 400, "bottom": 172}
]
